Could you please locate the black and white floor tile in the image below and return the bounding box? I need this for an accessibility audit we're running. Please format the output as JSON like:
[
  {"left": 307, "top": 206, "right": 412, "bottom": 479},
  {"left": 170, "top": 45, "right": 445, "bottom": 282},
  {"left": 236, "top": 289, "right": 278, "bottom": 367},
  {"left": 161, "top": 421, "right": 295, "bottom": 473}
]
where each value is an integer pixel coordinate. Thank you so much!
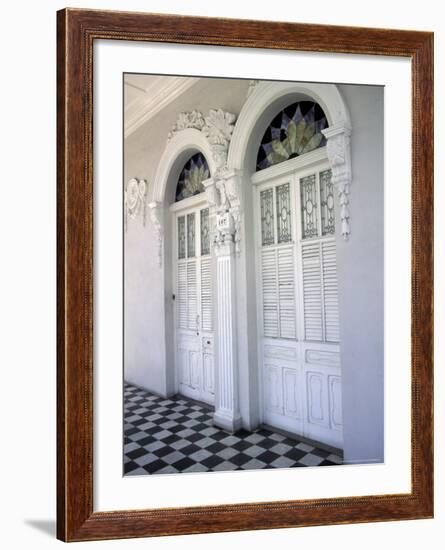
[{"left": 124, "top": 382, "right": 342, "bottom": 475}]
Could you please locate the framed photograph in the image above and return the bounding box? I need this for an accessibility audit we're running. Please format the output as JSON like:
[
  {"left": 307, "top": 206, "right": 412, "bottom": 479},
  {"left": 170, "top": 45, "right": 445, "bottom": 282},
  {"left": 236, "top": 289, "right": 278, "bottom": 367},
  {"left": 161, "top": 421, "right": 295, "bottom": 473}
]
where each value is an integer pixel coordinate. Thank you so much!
[{"left": 57, "top": 8, "right": 434, "bottom": 542}]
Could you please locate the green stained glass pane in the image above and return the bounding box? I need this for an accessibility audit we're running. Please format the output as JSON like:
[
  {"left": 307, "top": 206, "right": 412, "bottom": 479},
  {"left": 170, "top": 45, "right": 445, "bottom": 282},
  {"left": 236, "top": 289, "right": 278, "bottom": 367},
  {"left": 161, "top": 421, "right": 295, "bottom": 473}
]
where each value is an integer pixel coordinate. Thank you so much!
[
  {"left": 320, "top": 169, "right": 335, "bottom": 235},
  {"left": 276, "top": 183, "right": 292, "bottom": 243},
  {"left": 256, "top": 101, "right": 328, "bottom": 171},
  {"left": 200, "top": 208, "right": 210, "bottom": 256},
  {"left": 300, "top": 174, "right": 319, "bottom": 239},
  {"left": 187, "top": 213, "right": 195, "bottom": 258},
  {"left": 175, "top": 153, "right": 210, "bottom": 202},
  {"left": 260, "top": 188, "right": 275, "bottom": 246},
  {"left": 178, "top": 216, "right": 186, "bottom": 259}
]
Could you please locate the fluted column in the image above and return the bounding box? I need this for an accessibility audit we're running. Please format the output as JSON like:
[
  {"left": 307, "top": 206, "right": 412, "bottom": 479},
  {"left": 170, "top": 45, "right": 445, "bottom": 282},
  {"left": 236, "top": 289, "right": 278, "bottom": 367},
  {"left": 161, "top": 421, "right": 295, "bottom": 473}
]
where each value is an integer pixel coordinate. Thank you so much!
[{"left": 212, "top": 211, "right": 242, "bottom": 432}]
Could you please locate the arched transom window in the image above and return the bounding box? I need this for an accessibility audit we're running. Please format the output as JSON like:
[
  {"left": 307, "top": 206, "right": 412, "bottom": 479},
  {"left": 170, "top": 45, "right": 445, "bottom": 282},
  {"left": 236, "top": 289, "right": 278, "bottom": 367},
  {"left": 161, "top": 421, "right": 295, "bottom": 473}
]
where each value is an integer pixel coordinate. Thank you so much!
[
  {"left": 175, "top": 152, "right": 210, "bottom": 202},
  {"left": 256, "top": 101, "right": 329, "bottom": 171}
]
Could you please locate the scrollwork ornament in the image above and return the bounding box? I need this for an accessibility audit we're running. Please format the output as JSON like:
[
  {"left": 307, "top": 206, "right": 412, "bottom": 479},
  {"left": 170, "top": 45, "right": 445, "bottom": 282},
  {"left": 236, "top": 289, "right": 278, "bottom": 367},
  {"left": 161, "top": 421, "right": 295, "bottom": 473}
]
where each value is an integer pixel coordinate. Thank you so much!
[
  {"left": 322, "top": 124, "right": 352, "bottom": 240},
  {"left": 125, "top": 178, "right": 147, "bottom": 231}
]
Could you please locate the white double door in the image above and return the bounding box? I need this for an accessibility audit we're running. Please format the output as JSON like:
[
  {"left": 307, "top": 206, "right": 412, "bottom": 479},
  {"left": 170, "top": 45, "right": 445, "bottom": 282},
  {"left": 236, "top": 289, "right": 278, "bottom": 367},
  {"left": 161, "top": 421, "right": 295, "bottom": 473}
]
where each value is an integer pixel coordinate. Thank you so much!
[
  {"left": 254, "top": 154, "right": 343, "bottom": 449},
  {"left": 173, "top": 200, "right": 215, "bottom": 406}
]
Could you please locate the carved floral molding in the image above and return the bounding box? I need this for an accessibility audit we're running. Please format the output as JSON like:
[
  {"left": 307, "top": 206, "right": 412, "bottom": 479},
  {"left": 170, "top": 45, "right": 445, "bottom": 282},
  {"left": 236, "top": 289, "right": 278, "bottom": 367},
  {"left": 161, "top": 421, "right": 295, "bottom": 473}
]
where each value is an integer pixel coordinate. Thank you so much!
[{"left": 167, "top": 110, "right": 205, "bottom": 141}]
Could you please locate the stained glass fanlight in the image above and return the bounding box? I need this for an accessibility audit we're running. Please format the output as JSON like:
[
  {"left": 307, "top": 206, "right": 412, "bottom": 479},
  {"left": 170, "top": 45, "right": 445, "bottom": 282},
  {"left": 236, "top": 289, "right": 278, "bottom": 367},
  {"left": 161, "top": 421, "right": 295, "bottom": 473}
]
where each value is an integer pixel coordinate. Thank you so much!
[
  {"left": 256, "top": 101, "right": 328, "bottom": 171},
  {"left": 175, "top": 152, "right": 210, "bottom": 202}
]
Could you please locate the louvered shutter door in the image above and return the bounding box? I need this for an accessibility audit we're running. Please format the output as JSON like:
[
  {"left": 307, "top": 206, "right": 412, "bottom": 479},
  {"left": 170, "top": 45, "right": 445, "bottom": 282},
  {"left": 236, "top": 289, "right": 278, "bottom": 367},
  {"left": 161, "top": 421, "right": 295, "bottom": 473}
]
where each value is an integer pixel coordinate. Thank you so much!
[
  {"left": 261, "top": 249, "right": 279, "bottom": 337},
  {"left": 322, "top": 241, "right": 340, "bottom": 342},
  {"left": 277, "top": 247, "right": 296, "bottom": 339},
  {"left": 301, "top": 242, "right": 323, "bottom": 341},
  {"left": 301, "top": 240, "right": 340, "bottom": 342},
  {"left": 200, "top": 256, "right": 212, "bottom": 331},
  {"left": 177, "top": 262, "right": 187, "bottom": 329},
  {"left": 187, "top": 260, "right": 197, "bottom": 330}
]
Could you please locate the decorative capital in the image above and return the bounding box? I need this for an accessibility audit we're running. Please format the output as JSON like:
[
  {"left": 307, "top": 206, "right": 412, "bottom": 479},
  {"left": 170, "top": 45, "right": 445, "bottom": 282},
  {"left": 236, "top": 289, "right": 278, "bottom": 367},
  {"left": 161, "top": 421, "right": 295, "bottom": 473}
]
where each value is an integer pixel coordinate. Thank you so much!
[
  {"left": 125, "top": 178, "right": 147, "bottom": 231},
  {"left": 208, "top": 170, "right": 243, "bottom": 255},
  {"left": 203, "top": 109, "right": 237, "bottom": 180},
  {"left": 148, "top": 201, "right": 164, "bottom": 268},
  {"left": 322, "top": 124, "right": 352, "bottom": 240},
  {"left": 203, "top": 178, "right": 219, "bottom": 210}
]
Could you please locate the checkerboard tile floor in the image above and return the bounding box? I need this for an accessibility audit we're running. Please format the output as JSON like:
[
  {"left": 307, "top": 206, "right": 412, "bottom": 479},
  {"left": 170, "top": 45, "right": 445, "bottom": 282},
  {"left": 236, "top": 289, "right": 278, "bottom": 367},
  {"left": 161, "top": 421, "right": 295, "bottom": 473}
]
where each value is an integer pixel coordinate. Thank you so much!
[{"left": 124, "top": 382, "right": 342, "bottom": 475}]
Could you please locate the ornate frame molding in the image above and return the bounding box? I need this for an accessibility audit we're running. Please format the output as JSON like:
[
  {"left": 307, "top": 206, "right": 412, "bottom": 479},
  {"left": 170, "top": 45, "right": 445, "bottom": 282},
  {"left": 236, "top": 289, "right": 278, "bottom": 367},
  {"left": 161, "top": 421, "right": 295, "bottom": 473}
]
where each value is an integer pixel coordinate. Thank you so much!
[{"left": 57, "top": 8, "right": 433, "bottom": 542}]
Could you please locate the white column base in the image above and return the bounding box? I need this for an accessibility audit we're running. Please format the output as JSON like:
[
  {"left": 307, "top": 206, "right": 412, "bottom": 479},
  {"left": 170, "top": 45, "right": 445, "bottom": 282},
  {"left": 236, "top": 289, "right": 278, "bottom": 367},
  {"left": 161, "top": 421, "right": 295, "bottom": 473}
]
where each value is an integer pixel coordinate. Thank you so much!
[{"left": 213, "top": 408, "right": 242, "bottom": 433}]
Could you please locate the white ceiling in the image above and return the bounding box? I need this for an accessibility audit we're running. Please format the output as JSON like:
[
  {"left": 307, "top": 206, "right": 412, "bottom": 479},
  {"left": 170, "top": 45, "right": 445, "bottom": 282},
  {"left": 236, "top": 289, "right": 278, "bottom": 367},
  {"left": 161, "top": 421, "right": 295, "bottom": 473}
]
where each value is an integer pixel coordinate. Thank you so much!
[{"left": 124, "top": 75, "right": 200, "bottom": 138}]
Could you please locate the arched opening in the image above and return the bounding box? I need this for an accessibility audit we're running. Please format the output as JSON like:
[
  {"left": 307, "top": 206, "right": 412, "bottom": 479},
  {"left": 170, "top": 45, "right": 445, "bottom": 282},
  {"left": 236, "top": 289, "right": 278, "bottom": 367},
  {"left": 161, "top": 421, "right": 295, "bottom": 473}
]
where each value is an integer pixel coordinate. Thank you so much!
[
  {"left": 169, "top": 151, "right": 215, "bottom": 405},
  {"left": 227, "top": 82, "right": 349, "bottom": 448},
  {"left": 256, "top": 101, "right": 328, "bottom": 171},
  {"left": 149, "top": 129, "right": 218, "bottom": 405},
  {"left": 175, "top": 152, "right": 210, "bottom": 202}
]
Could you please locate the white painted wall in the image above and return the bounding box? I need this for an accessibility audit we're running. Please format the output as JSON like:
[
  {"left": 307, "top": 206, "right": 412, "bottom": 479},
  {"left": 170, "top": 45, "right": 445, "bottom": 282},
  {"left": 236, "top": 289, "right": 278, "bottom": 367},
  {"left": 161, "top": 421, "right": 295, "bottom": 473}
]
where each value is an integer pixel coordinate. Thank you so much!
[{"left": 336, "top": 84, "right": 385, "bottom": 463}]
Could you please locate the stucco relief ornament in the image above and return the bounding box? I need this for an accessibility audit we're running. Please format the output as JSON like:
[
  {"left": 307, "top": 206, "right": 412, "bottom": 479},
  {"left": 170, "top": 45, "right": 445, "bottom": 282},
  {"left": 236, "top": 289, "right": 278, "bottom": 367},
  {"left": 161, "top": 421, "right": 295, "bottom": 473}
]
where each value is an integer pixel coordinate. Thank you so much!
[
  {"left": 167, "top": 110, "right": 206, "bottom": 141},
  {"left": 246, "top": 80, "right": 260, "bottom": 98},
  {"left": 322, "top": 124, "right": 352, "bottom": 240},
  {"left": 202, "top": 109, "right": 236, "bottom": 148},
  {"left": 148, "top": 202, "right": 164, "bottom": 268},
  {"left": 124, "top": 178, "right": 147, "bottom": 231},
  {"left": 213, "top": 171, "right": 243, "bottom": 255}
]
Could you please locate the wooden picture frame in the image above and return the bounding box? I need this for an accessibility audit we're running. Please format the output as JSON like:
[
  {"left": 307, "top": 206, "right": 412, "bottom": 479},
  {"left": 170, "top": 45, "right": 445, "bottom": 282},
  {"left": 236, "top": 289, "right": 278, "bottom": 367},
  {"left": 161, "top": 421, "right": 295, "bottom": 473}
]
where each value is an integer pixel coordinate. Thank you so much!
[{"left": 57, "top": 8, "right": 434, "bottom": 542}]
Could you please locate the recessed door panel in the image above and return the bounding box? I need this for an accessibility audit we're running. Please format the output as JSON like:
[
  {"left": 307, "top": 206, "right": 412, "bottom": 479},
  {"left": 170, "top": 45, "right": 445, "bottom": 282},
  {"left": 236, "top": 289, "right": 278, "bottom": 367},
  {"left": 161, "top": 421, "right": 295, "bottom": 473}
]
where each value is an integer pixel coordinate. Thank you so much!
[
  {"left": 329, "top": 374, "right": 342, "bottom": 429},
  {"left": 265, "top": 364, "right": 283, "bottom": 414},
  {"left": 203, "top": 353, "right": 214, "bottom": 395},
  {"left": 283, "top": 368, "right": 300, "bottom": 419},
  {"left": 307, "top": 371, "right": 326, "bottom": 426},
  {"left": 178, "top": 347, "right": 190, "bottom": 387}
]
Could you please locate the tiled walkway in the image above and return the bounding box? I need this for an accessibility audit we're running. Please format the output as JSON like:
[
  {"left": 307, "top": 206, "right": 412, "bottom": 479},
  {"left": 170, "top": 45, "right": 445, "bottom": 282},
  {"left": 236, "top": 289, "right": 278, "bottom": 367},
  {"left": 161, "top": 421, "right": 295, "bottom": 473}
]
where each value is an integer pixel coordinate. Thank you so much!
[{"left": 124, "top": 382, "right": 342, "bottom": 475}]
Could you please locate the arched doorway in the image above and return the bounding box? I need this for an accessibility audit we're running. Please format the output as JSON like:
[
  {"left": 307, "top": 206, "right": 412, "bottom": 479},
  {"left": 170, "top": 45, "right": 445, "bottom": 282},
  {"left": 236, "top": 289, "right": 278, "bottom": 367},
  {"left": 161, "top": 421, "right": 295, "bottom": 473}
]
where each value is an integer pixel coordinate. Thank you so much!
[
  {"left": 170, "top": 152, "right": 215, "bottom": 405},
  {"left": 252, "top": 100, "right": 341, "bottom": 447},
  {"left": 151, "top": 128, "right": 218, "bottom": 403},
  {"left": 228, "top": 82, "right": 351, "bottom": 449}
]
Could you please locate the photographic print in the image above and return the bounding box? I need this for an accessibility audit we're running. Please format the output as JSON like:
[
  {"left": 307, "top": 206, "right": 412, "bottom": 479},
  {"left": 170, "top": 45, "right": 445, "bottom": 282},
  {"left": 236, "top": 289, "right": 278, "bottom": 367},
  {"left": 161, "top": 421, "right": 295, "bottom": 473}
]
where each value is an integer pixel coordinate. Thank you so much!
[
  {"left": 123, "top": 75, "right": 384, "bottom": 476},
  {"left": 57, "top": 9, "right": 433, "bottom": 540}
]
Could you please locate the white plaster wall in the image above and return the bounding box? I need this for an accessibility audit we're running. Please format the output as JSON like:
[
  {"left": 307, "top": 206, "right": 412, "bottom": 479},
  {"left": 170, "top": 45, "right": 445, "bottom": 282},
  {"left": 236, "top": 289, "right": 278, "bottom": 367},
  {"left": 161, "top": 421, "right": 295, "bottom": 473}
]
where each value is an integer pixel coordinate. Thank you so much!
[
  {"left": 124, "top": 76, "right": 250, "bottom": 395},
  {"left": 336, "top": 84, "right": 384, "bottom": 463},
  {"left": 124, "top": 213, "right": 167, "bottom": 394}
]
